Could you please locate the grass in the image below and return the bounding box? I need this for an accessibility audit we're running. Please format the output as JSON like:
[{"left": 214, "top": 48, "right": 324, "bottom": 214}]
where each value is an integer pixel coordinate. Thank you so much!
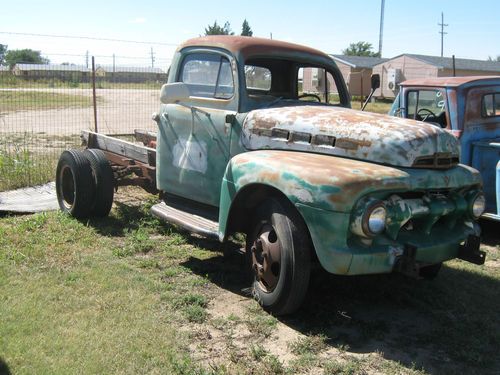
[
  {"left": 0, "top": 91, "right": 93, "bottom": 112},
  {"left": 0, "top": 134, "right": 81, "bottom": 191},
  {"left": 361, "top": 99, "right": 393, "bottom": 114},
  {"left": 0, "top": 190, "right": 499, "bottom": 374},
  {"left": 0, "top": 75, "right": 163, "bottom": 90}
]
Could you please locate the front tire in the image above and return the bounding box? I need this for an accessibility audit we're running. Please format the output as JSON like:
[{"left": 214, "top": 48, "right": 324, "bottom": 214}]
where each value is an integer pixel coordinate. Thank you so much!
[
  {"left": 55, "top": 149, "right": 95, "bottom": 218},
  {"left": 246, "top": 198, "right": 311, "bottom": 315}
]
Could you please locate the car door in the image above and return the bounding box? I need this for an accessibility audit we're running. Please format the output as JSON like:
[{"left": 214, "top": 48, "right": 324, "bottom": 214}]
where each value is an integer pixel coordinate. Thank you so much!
[{"left": 157, "top": 50, "right": 237, "bottom": 207}]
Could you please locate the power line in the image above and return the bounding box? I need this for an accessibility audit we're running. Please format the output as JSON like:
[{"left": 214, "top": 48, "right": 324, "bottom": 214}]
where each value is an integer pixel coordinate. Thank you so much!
[
  {"left": 0, "top": 31, "right": 179, "bottom": 46},
  {"left": 438, "top": 12, "right": 448, "bottom": 57}
]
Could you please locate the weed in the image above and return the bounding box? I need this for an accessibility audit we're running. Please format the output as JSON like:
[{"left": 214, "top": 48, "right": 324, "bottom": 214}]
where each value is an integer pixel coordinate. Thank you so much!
[
  {"left": 323, "top": 357, "right": 365, "bottom": 375},
  {"left": 184, "top": 305, "right": 208, "bottom": 323},
  {"left": 250, "top": 344, "right": 268, "bottom": 360},
  {"left": 289, "top": 334, "right": 328, "bottom": 356},
  {"left": 245, "top": 306, "right": 278, "bottom": 338},
  {"left": 113, "top": 227, "right": 155, "bottom": 257},
  {"left": 289, "top": 352, "right": 318, "bottom": 372},
  {"left": 172, "top": 293, "right": 208, "bottom": 323}
]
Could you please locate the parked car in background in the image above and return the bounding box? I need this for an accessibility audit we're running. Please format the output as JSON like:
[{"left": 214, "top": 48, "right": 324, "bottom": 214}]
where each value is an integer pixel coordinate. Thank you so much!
[{"left": 390, "top": 76, "right": 500, "bottom": 221}]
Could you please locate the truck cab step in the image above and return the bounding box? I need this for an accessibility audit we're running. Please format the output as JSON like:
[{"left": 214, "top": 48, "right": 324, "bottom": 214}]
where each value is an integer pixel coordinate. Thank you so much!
[{"left": 151, "top": 202, "right": 219, "bottom": 240}]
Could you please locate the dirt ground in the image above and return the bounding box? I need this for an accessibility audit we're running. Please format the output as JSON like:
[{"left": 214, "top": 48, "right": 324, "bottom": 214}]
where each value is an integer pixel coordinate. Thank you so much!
[{"left": 0, "top": 88, "right": 158, "bottom": 135}]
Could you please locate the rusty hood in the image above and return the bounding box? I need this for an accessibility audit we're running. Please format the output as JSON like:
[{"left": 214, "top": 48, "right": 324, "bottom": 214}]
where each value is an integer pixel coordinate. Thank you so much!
[{"left": 241, "top": 105, "right": 460, "bottom": 168}]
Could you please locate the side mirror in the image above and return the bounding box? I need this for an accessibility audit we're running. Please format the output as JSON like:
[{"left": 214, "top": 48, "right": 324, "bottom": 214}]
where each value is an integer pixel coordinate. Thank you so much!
[
  {"left": 370, "top": 74, "right": 380, "bottom": 90},
  {"left": 160, "top": 82, "right": 190, "bottom": 104}
]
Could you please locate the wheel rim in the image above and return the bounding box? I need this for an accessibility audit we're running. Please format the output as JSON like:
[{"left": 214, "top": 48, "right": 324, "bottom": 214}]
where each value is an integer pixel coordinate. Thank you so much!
[
  {"left": 250, "top": 223, "right": 281, "bottom": 292},
  {"left": 59, "top": 165, "right": 75, "bottom": 209}
]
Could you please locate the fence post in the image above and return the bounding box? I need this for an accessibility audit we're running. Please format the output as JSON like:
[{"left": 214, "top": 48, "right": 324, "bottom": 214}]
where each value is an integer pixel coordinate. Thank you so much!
[{"left": 92, "top": 56, "right": 98, "bottom": 133}]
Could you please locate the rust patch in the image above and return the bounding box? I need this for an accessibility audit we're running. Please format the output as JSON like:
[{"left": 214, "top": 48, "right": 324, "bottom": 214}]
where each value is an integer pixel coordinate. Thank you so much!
[
  {"left": 336, "top": 137, "right": 372, "bottom": 150},
  {"left": 178, "top": 35, "right": 329, "bottom": 60}
]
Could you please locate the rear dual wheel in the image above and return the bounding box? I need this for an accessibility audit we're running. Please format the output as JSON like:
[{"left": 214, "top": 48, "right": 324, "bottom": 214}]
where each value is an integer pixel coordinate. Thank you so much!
[
  {"left": 56, "top": 149, "right": 114, "bottom": 218},
  {"left": 246, "top": 198, "right": 311, "bottom": 316}
]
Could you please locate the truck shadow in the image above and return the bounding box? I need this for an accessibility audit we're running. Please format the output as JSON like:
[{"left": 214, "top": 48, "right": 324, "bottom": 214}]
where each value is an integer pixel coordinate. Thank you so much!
[
  {"left": 0, "top": 357, "right": 11, "bottom": 375},
  {"left": 182, "top": 237, "right": 499, "bottom": 375}
]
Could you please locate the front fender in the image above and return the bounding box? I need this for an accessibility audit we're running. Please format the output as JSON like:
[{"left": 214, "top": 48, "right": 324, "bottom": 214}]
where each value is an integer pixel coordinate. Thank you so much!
[{"left": 218, "top": 150, "right": 412, "bottom": 239}]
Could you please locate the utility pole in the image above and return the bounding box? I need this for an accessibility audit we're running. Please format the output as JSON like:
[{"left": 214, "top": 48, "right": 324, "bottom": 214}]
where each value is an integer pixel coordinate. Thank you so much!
[
  {"left": 438, "top": 12, "right": 448, "bottom": 57},
  {"left": 378, "top": 0, "right": 385, "bottom": 57},
  {"left": 150, "top": 47, "right": 155, "bottom": 68},
  {"left": 270, "top": 32, "right": 273, "bottom": 40}
]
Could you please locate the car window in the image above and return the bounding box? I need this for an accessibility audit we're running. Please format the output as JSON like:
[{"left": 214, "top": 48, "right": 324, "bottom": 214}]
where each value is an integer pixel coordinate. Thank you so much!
[
  {"left": 180, "top": 53, "right": 234, "bottom": 99},
  {"left": 406, "top": 89, "right": 447, "bottom": 127},
  {"left": 245, "top": 65, "right": 271, "bottom": 91},
  {"left": 298, "top": 67, "right": 339, "bottom": 104},
  {"left": 482, "top": 93, "right": 500, "bottom": 117}
]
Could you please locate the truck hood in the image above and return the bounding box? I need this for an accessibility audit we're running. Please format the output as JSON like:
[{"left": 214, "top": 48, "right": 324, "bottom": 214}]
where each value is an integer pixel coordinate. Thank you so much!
[{"left": 241, "top": 105, "right": 460, "bottom": 168}]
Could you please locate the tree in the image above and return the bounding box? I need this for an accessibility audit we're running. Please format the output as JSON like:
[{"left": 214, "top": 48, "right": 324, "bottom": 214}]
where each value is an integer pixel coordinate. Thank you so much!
[
  {"left": 342, "top": 41, "right": 380, "bottom": 57},
  {"left": 487, "top": 55, "right": 500, "bottom": 62},
  {"left": 204, "top": 21, "right": 234, "bottom": 36},
  {"left": 5, "top": 49, "right": 49, "bottom": 68},
  {"left": 0, "top": 44, "right": 7, "bottom": 65},
  {"left": 241, "top": 19, "right": 253, "bottom": 36}
]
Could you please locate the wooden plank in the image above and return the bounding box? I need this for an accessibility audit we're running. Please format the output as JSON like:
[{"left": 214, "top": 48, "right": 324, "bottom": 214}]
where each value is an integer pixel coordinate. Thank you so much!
[
  {"left": 82, "top": 130, "right": 155, "bottom": 165},
  {"left": 0, "top": 182, "right": 58, "bottom": 213}
]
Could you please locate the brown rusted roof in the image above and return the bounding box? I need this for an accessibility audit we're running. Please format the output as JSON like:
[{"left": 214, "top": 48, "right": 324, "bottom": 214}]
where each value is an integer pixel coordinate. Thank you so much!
[
  {"left": 400, "top": 76, "right": 500, "bottom": 88},
  {"left": 178, "top": 36, "right": 329, "bottom": 59}
]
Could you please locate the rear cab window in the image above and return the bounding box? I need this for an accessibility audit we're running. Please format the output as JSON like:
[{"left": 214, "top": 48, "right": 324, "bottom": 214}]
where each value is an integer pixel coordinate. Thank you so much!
[{"left": 482, "top": 93, "right": 500, "bottom": 117}]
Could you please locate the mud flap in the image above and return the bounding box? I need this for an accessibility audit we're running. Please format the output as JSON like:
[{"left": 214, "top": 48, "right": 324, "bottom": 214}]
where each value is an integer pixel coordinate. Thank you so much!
[{"left": 458, "top": 235, "right": 486, "bottom": 265}]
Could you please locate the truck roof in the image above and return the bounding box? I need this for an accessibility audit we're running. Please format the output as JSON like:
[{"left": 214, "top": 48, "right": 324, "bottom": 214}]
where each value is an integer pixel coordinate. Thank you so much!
[
  {"left": 400, "top": 76, "right": 500, "bottom": 88},
  {"left": 178, "top": 35, "right": 329, "bottom": 60}
]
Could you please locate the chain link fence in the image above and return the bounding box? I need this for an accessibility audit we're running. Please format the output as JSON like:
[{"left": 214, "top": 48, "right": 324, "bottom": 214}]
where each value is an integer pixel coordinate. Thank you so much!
[{"left": 0, "top": 55, "right": 169, "bottom": 191}]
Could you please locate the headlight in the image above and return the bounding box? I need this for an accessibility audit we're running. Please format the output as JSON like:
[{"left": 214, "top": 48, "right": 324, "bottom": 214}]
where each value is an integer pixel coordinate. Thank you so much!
[
  {"left": 471, "top": 193, "right": 485, "bottom": 219},
  {"left": 364, "top": 203, "right": 387, "bottom": 236}
]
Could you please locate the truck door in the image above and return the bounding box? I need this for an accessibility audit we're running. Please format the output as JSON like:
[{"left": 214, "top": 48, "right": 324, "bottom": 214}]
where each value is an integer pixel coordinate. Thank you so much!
[{"left": 158, "top": 51, "right": 237, "bottom": 207}]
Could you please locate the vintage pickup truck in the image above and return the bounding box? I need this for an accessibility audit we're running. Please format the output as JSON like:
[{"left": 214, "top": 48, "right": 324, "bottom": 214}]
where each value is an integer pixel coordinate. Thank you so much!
[
  {"left": 56, "top": 36, "right": 486, "bottom": 315},
  {"left": 389, "top": 76, "right": 500, "bottom": 221}
]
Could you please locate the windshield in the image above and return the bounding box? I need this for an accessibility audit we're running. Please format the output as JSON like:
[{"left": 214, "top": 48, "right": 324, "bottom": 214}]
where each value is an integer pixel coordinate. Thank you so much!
[
  {"left": 242, "top": 57, "right": 347, "bottom": 111},
  {"left": 406, "top": 89, "right": 448, "bottom": 128}
]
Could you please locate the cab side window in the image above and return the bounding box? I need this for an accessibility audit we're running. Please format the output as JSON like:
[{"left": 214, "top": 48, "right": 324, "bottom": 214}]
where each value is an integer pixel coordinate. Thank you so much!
[
  {"left": 180, "top": 53, "right": 234, "bottom": 99},
  {"left": 482, "top": 93, "right": 500, "bottom": 117}
]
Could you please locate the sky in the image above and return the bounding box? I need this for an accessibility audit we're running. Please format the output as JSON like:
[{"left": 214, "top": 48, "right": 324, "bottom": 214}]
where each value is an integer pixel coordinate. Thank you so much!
[{"left": 0, "top": 0, "right": 499, "bottom": 70}]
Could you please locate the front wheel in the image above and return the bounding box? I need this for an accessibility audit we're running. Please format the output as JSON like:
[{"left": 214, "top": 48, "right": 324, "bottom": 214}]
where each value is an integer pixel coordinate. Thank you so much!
[{"left": 246, "top": 198, "right": 311, "bottom": 315}]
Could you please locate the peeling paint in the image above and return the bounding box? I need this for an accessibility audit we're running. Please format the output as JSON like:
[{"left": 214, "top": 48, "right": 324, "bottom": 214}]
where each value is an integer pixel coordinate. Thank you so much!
[{"left": 242, "top": 105, "right": 460, "bottom": 168}]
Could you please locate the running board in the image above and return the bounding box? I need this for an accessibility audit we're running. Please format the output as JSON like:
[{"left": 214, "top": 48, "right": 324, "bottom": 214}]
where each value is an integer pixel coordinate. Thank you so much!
[{"left": 151, "top": 202, "right": 219, "bottom": 240}]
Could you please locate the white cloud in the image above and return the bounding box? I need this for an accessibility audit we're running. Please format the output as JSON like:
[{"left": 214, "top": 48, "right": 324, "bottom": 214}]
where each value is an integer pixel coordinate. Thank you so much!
[{"left": 130, "top": 17, "right": 146, "bottom": 24}]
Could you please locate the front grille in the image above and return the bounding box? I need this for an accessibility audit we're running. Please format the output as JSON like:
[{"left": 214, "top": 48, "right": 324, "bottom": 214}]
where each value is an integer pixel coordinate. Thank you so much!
[{"left": 412, "top": 153, "right": 459, "bottom": 169}]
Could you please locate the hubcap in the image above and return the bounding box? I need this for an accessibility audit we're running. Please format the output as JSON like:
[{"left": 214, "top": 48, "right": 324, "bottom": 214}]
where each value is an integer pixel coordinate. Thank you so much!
[{"left": 251, "top": 223, "right": 281, "bottom": 292}]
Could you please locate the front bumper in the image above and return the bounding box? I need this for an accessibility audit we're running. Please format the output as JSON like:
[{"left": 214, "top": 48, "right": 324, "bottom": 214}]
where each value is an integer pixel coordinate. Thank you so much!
[
  {"left": 395, "top": 235, "right": 485, "bottom": 278},
  {"left": 296, "top": 203, "right": 483, "bottom": 276}
]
